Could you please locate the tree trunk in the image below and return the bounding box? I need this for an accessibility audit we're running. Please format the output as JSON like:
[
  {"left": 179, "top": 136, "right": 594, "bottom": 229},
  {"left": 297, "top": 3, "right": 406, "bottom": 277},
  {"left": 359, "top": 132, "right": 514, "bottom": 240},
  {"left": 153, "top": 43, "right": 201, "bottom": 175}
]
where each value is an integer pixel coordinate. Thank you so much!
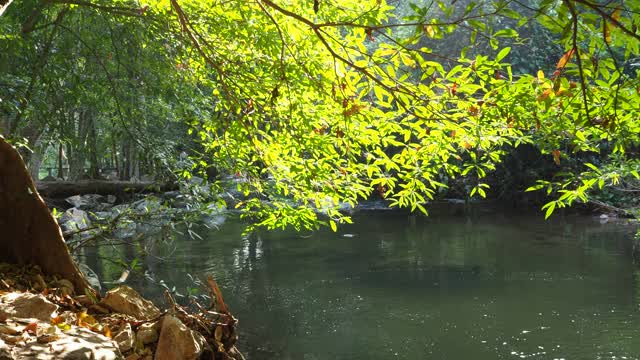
[
  {"left": 88, "top": 117, "right": 100, "bottom": 179},
  {"left": 36, "top": 180, "right": 178, "bottom": 198},
  {"left": 27, "top": 138, "right": 44, "bottom": 181},
  {"left": 0, "top": 0, "right": 14, "bottom": 17},
  {"left": 0, "top": 136, "right": 91, "bottom": 293},
  {"left": 68, "top": 110, "right": 90, "bottom": 180},
  {"left": 57, "top": 142, "right": 65, "bottom": 179}
]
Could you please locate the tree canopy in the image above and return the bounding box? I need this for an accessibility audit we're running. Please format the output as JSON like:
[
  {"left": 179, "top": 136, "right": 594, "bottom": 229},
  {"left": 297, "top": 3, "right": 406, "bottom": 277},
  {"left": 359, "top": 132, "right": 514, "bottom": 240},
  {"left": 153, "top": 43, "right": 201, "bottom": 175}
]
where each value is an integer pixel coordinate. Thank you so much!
[{"left": 1, "top": 0, "right": 639, "bottom": 230}]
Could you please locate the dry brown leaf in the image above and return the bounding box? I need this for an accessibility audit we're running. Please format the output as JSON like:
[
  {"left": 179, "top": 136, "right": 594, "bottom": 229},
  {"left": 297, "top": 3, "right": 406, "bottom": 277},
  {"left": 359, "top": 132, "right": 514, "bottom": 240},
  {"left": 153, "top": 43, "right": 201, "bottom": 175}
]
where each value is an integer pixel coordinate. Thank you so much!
[
  {"left": 103, "top": 325, "right": 112, "bottom": 338},
  {"left": 37, "top": 334, "right": 59, "bottom": 343},
  {"left": 0, "top": 324, "right": 19, "bottom": 335},
  {"left": 556, "top": 48, "right": 575, "bottom": 69},
  {"left": 22, "top": 322, "right": 37, "bottom": 335}
]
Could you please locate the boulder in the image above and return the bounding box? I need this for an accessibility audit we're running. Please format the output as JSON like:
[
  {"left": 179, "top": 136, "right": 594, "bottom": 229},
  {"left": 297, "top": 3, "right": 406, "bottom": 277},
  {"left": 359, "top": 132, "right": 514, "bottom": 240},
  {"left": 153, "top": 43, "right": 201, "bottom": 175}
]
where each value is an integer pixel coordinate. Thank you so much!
[
  {"left": 100, "top": 286, "right": 161, "bottom": 320},
  {"left": 113, "top": 323, "right": 134, "bottom": 353},
  {"left": 136, "top": 322, "right": 159, "bottom": 345},
  {"left": 132, "top": 198, "right": 162, "bottom": 214},
  {"left": 0, "top": 338, "right": 13, "bottom": 360},
  {"left": 19, "top": 326, "right": 122, "bottom": 360},
  {"left": 154, "top": 315, "right": 204, "bottom": 360},
  {"left": 59, "top": 208, "right": 91, "bottom": 233},
  {"left": 65, "top": 194, "right": 105, "bottom": 210},
  {"left": 78, "top": 263, "right": 101, "bottom": 291},
  {"left": 0, "top": 293, "right": 58, "bottom": 321}
]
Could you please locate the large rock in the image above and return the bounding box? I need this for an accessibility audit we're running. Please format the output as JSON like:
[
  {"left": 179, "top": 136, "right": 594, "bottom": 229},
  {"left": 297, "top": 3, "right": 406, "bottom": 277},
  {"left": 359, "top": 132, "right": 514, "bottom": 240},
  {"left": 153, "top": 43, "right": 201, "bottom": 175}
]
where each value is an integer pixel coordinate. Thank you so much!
[
  {"left": 154, "top": 315, "right": 204, "bottom": 360},
  {"left": 136, "top": 322, "right": 159, "bottom": 345},
  {"left": 65, "top": 194, "right": 105, "bottom": 210},
  {"left": 0, "top": 338, "right": 13, "bottom": 360},
  {"left": 0, "top": 293, "right": 58, "bottom": 321},
  {"left": 113, "top": 323, "right": 134, "bottom": 353},
  {"left": 131, "top": 198, "right": 162, "bottom": 214},
  {"left": 19, "top": 326, "right": 122, "bottom": 360},
  {"left": 59, "top": 208, "right": 91, "bottom": 233},
  {"left": 100, "top": 286, "right": 160, "bottom": 320}
]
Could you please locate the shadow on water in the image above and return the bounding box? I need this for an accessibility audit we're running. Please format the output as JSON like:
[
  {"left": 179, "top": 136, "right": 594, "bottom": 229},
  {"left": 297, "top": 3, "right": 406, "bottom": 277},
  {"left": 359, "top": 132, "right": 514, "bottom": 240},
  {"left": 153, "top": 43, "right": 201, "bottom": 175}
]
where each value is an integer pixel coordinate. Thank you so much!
[{"left": 83, "top": 211, "right": 640, "bottom": 360}]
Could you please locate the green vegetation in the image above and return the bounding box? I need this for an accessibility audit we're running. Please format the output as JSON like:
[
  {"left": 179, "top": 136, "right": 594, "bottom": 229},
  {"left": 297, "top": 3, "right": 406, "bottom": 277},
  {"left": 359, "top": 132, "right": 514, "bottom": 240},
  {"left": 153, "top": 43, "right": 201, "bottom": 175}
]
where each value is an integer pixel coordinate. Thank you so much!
[{"left": 1, "top": 0, "right": 639, "bottom": 231}]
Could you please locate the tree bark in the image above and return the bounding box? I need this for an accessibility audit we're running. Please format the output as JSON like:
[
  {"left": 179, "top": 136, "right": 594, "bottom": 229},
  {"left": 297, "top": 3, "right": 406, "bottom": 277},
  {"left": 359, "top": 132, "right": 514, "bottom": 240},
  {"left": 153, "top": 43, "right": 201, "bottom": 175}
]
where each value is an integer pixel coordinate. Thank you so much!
[
  {"left": 0, "top": 0, "right": 14, "bottom": 17},
  {"left": 37, "top": 180, "right": 178, "bottom": 198},
  {"left": 0, "top": 136, "right": 91, "bottom": 293}
]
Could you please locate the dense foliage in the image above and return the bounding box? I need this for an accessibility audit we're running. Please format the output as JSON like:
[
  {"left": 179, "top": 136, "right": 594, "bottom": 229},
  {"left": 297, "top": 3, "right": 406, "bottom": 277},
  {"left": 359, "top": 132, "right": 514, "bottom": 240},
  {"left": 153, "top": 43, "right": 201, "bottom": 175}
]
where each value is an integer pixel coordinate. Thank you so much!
[{"left": 1, "top": 0, "right": 639, "bottom": 230}]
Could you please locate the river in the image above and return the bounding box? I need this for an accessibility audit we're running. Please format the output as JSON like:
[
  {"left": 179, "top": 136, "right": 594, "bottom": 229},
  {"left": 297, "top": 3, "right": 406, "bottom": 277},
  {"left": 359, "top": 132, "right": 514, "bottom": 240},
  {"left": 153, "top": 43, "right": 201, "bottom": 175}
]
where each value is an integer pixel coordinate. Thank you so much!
[{"left": 87, "top": 210, "right": 640, "bottom": 359}]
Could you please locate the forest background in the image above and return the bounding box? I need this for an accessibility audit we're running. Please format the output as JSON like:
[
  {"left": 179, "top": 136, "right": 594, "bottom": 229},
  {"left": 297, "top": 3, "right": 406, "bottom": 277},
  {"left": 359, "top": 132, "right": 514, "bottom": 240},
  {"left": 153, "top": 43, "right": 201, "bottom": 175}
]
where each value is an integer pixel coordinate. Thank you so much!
[{"left": 1, "top": 0, "right": 639, "bottom": 233}]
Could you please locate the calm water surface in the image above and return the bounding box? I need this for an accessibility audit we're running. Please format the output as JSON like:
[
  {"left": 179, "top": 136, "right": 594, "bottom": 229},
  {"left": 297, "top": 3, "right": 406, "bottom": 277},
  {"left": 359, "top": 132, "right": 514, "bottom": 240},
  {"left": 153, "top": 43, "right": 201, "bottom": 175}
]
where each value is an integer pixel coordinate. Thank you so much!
[{"left": 91, "top": 212, "right": 640, "bottom": 359}]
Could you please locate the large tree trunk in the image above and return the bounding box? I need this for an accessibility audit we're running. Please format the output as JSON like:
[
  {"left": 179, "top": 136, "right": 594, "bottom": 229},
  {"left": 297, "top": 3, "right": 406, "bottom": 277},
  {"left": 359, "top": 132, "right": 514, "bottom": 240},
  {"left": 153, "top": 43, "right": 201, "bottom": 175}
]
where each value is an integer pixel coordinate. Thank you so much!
[
  {"left": 0, "top": 136, "right": 91, "bottom": 293},
  {"left": 0, "top": 0, "right": 13, "bottom": 17},
  {"left": 37, "top": 180, "right": 178, "bottom": 198}
]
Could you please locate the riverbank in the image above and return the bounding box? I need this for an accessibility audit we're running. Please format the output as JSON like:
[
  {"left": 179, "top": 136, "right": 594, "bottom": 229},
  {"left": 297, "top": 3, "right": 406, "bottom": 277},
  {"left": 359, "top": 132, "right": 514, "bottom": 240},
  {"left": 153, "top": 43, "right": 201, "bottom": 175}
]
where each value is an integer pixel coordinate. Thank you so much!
[{"left": 0, "top": 263, "right": 242, "bottom": 360}]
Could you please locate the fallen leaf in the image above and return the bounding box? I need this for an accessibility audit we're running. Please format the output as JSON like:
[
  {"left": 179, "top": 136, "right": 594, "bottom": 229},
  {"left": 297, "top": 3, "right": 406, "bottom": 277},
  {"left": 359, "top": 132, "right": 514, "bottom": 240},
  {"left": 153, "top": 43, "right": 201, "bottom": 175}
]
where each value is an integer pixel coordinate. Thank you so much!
[
  {"left": 214, "top": 325, "right": 223, "bottom": 342},
  {"left": 0, "top": 324, "right": 19, "bottom": 335},
  {"left": 22, "top": 322, "right": 38, "bottom": 335},
  {"left": 1, "top": 334, "right": 24, "bottom": 344},
  {"left": 102, "top": 325, "right": 112, "bottom": 338},
  {"left": 37, "top": 334, "right": 59, "bottom": 343},
  {"left": 51, "top": 316, "right": 65, "bottom": 326}
]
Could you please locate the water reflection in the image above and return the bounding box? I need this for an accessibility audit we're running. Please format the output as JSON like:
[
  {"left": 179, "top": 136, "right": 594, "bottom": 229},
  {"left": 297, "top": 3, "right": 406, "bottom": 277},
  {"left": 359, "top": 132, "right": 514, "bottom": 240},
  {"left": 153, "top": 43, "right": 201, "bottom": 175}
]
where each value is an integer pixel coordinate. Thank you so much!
[{"left": 84, "top": 212, "right": 639, "bottom": 360}]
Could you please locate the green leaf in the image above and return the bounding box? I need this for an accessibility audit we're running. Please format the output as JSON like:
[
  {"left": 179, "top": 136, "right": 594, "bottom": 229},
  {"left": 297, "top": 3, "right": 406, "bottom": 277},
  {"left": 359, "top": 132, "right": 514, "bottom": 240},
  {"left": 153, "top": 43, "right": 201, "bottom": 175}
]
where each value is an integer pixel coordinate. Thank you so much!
[
  {"left": 495, "top": 47, "right": 511, "bottom": 62},
  {"left": 543, "top": 202, "right": 556, "bottom": 219}
]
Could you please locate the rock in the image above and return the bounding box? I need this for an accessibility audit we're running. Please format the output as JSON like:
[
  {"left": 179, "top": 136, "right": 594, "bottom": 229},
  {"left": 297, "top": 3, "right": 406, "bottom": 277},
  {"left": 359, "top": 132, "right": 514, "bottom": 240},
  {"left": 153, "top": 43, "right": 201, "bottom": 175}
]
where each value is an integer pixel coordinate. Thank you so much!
[
  {"left": 0, "top": 338, "right": 14, "bottom": 360},
  {"left": 155, "top": 315, "right": 204, "bottom": 360},
  {"left": 105, "top": 195, "right": 117, "bottom": 204},
  {"left": 52, "top": 279, "right": 75, "bottom": 296},
  {"left": 59, "top": 208, "right": 91, "bottom": 233},
  {"left": 100, "top": 286, "right": 160, "bottom": 320},
  {"left": 0, "top": 293, "right": 58, "bottom": 321},
  {"left": 74, "top": 296, "right": 93, "bottom": 307},
  {"left": 19, "top": 326, "right": 122, "bottom": 360},
  {"left": 136, "top": 322, "right": 159, "bottom": 345},
  {"left": 65, "top": 194, "right": 105, "bottom": 210},
  {"left": 78, "top": 263, "right": 101, "bottom": 291},
  {"left": 112, "top": 222, "right": 136, "bottom": 239},
  {"left": 114, "top": 323, "right": 134, "bottom": 353},
  {"left": 132, "top": 198, "right": 162, "bottom": 214}
]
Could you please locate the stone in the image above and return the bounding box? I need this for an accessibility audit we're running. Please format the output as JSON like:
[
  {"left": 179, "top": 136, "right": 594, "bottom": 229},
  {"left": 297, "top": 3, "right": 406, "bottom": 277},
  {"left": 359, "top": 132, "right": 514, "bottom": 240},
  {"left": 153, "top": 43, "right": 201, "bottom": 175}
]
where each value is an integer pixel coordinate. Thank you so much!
[
  {"left": 154, "top": 315, "right": 204, "bottom": 360},
  {"left": 59, "top": 208, "right": 91, "bottom": 233},
  {"left": 136, "top": 322, "right": 159, "bottom": 345},
  {"left": 0, "top": 338, "right": 14, "bottom": 360},
  {"left": 65, "top": 194, "right": 105, "bottom": 210},
  {"left": 52, "top": 279, "right": 75, "bottom": 296},
  {"left": 114, "top": 323, "right": 134, "bottom": 353},
  {"left": 78, "top": 263, "right": 101, "bottom": 291},
  {"left": 74, "top": 295, "right": 93, "bottom": 307},
  {"left": 19, "top": 326, "right": 122, "bottom": 360},
  {"left": 131, "top": 198, "right": 161, "bottom": 215},
  {"left": 100, "top": 286, "right": 160, "bottom": 320},
  {"left": 0, "top": 293, "right": 58, "bottom": 321}
]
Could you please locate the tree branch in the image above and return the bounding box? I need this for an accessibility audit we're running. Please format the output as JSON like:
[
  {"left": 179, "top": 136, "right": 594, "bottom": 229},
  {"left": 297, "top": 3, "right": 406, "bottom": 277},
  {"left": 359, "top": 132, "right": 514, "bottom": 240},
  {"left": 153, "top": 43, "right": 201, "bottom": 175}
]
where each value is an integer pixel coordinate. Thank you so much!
[{"left": 564, "top": 0, "right": 592, "bottom": 124}]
